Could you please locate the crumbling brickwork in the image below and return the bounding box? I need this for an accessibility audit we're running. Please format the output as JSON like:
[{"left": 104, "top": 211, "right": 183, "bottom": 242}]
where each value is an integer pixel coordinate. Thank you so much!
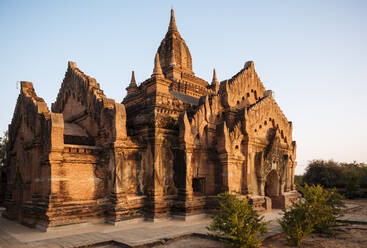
[{"left": 2, "top": 9, "right": 299, "bottom": 230}]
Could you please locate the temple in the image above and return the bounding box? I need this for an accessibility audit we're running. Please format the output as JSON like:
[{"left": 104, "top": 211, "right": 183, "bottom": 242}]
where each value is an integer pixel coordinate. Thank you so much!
[{"left": 2, "top": 9, "right": 299, "bottom": 230}]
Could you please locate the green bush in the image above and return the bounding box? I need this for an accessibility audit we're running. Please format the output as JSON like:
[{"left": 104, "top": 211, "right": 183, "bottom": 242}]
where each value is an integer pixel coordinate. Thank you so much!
[
  {"left": 279, "top": 201, "right": 314, "bottom": 246},
  {"left": 207, "top": 192, "right": 268, "bottom": 248},
  {"left": 279, "top": 184, "right": 344, "bottom": 246},
  {"left": 301, "top": 184, "right": 344, "bottom": 234},
  {"left": 345, "top": 174, "right": 361, "bottom": 199}
]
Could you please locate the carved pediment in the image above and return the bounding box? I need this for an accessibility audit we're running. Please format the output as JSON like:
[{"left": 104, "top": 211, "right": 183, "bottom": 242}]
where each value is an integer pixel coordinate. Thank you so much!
[
  {"left": 245, "top": 92, "right": 292, "bottom": 145},
  {"left": 256, "top": 136, "right": 286, "bottom": 178},
  {"left": 221, "top": 61, "right": 266, "bottom": 108},
  {"left": 216, "top": 121, "right": 244, "bottom": 158}
]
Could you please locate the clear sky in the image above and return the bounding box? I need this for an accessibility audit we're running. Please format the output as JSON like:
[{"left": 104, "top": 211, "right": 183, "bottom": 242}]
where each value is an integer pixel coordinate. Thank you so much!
[{"left": 0, "top": 0, "right": 366, "bottom": 174}]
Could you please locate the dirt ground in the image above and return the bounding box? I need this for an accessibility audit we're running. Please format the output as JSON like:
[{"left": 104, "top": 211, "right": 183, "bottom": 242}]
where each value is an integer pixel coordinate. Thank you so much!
[
  {"left": 258, "top": 199, "right": 367, "bottom": 248},
  {"left": 262, "top": 224, "right": 367, "bottom": 248},
  {"left": 341, "top": 199, "right": 367, "bottom": 222},
  {"left": 148, "top": 199, "right": 367, "bottom": 248},
  {"left": 151, "top": 236, "right": 230, "bottom": 248}
]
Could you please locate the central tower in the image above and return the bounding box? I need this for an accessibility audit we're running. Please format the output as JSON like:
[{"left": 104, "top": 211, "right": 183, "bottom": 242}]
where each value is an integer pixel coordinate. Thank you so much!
[
  {"left": 157, "top": 9, "right": 195, "bottom": 80},
  {"left": 156, "top": 9, "right": 210, "bottom": 100}
]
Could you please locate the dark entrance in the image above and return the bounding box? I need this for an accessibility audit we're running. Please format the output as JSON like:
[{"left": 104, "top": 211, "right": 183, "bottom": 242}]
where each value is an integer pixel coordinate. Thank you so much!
[
  {"left": 192, "top": 177, "right": 206, "bottom": 195},
  {"left": 265, "top": 170, "right": 279, "bottom": 208}
]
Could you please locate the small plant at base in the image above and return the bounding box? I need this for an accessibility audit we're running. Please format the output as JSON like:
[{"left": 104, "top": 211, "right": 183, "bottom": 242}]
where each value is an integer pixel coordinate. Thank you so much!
[
  {"left": 279, "top": 184, "right": 345, "bottom": 246},
  {"left": 207, "top": 192, "right": 268, "bottom": 248},
  {"left": 301, "top": 184, "right": 344, "bottom": 235},
  {"left": 279, "top": 201, "right": 314, "bottom": 247}
]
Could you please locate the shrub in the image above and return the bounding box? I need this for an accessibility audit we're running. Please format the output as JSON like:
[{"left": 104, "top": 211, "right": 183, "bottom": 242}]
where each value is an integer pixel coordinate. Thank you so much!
[
  {"left": 279, "top": 184, "right": 344, "bottom": 246},
  {"left": 301, "top": 184, "right": 344, "bottom": 235},
  {"left": 207, "top": 192, "right": 268, "bottom": 248},
  {"left": 279, "top": 200, "right": 314, "bottom": 246},
  {"left": 345, "top": 173, "right": 361, "bottom": 199}
]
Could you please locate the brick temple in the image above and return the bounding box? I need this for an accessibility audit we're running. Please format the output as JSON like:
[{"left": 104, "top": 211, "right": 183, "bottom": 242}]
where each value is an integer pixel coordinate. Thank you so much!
[{"left": 2, "top": 9, "right": 299, "bottom": 230}]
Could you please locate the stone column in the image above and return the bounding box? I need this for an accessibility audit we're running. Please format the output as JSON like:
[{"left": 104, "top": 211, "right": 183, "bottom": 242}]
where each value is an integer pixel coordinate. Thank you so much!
[
  {"left": 234, "top": 158, "right": 245, "bottom": 193},
  {"left": 48, "top": 113, "right": 65, "bottom": 202},
  {"left": 218, "top": 153, "right": 229, "bottom": 192},
  {"left": 245, "top": 150, "right": 255, "bottom": 195},
  {"left": 218, "top": 153, "right": 243, "bottom": 193},
  {"left": 291, "top": 162, "right": 296, "bottom": 190},
  {"left": 286, "top": 159, "right": 291, "bottom": 192},
  {"left": 240, "top": 158, "right": 248, "bottom": 195},
  {"left": 279, "top": 178, "right": 285, "bottom": 195},
  {"left": 185, "top": 147, "right": 194, "bottom": 201},
  {"left": 153, "top": 135, "right": 164, "bottom": 198},
  {"left": 258, "top": 177, "right": 265, "bottom": 196}
]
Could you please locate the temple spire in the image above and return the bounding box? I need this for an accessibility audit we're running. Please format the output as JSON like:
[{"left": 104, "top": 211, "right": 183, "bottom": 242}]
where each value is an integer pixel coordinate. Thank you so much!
[
  {"left": 130, "top": 70, "right": 137, "bottom": 87},
  {"left": 168, "top": 8, "right": 178, "bottom": 33},
  {"left": 211, "top": 68, "right": 219, "bottom": 94},
  {"left": 152, "top": 52, "right": 163, "bottom": 78},
  {"left": 126, "top": 70, "right": 139, "bottom": 95},
  {"left": 212, "top": 69, "right": 218, "bottom": 84},
  {"left": 157, "top": 9, "right": 193, "bottom": 74}
]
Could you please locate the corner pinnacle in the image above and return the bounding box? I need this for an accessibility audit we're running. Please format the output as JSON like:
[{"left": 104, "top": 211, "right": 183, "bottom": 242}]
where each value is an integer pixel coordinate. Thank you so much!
[
  {"left": 212, "top": 68, "right": 219, "bottom": 94},
  {"left": 212, "top": 69, "right": 218, "bottom": 84},
  {"left": 152, "top": 53, "right": 163, "bottom": 78},
  {"left": 68, "top": 61, "right": 77, "bottom": 69},
  {"left": 130, "top": 70, "right": 137, "bottom": 86}
]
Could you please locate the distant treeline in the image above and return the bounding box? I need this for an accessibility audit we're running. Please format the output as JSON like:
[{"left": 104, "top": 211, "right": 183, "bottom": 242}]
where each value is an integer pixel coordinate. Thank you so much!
[{"left": 296, "top": 159, "right": 367, "bottom": 198}]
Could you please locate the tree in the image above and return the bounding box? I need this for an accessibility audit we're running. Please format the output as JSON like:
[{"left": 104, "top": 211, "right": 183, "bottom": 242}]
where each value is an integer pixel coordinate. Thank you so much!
[
  {"left": 207, "top": 192, "right": 268, "bottom": 248},
  {"left": 303, "top": 159, "right": 367, "bottom": 196},
  {"left": 303, "top": 160, "right": 343, "bottom": 188},
  {"left": 345, "top": 173, "right": 361, "bottom": 199}
]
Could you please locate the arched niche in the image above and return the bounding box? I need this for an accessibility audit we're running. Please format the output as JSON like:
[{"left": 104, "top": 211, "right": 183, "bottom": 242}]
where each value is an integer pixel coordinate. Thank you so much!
[{"left": 265, "top": 169, "right": 279, "bottom": 197}]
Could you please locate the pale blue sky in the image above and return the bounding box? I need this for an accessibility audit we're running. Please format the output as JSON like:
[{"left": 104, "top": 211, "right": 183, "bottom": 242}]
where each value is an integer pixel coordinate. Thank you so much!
[{"left": 1, "top": 0, "right": 366, "bottom": 174}]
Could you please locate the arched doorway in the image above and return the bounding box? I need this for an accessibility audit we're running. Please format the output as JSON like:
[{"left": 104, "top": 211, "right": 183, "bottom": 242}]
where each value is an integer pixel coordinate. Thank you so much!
[{"left": 265, "top": 170, "right": 279, "bottom": 208}]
